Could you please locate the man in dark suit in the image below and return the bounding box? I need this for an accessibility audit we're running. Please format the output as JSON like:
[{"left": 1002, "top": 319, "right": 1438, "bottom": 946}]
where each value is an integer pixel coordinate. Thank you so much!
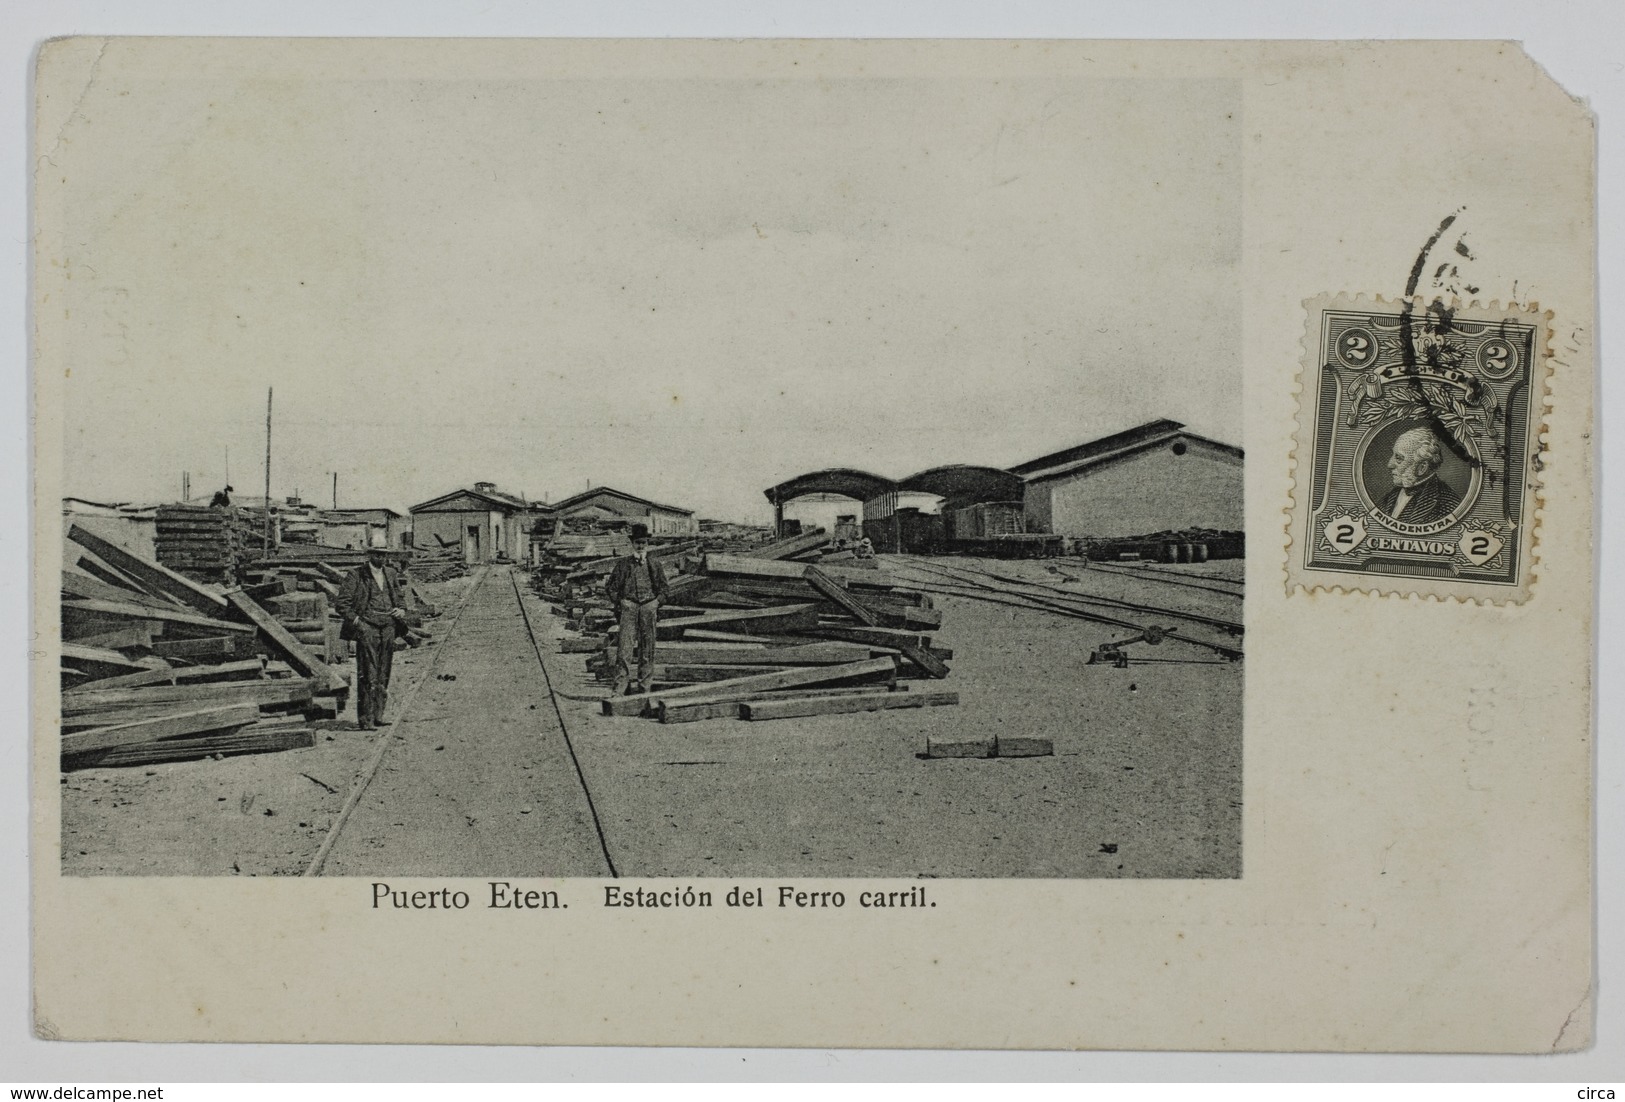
[
  {"left": 335, "top": 547, "right": 408, "bottom": 730},
  {"left": 1379, "top": 426, "right": 1462, "bottom": 525},
  {"left": 604, "top": 524, "right": 668, "bottom": 695}
]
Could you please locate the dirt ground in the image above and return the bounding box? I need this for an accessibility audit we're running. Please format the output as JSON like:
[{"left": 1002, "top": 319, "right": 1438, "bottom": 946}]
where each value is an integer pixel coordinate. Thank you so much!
[{"left": 58, "top": 557, "right": 1242, "bottom": 879}]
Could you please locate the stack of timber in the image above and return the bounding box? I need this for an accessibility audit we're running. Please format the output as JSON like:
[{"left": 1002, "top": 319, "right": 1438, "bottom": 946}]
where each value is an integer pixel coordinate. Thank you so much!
[
  {"left": 61, "top": 524, "right": 353, "bottom": 770},
  {"left": 152, "top": 504, "right": 267, "bottom": 584},
  {"left": 411, "top": 542, "right": 469, "bottom": 583},
  {"left": 557, "top": 538, "right": 956, "bottom": 724}
]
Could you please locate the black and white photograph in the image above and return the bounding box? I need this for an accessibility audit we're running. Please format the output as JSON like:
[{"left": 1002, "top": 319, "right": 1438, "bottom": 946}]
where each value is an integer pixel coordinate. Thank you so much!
[{"left": 52, "top": 58, "right": 1246, "bottom": 881}]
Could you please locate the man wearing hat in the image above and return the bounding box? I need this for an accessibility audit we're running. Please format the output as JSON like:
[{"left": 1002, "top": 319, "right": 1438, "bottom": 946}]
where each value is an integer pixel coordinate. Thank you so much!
[
  {"left": 336, "top": 546, "right": 409, "bottom": 730},
  {"left": 604, "top": 523, "right": 669, "bottom": 695}
]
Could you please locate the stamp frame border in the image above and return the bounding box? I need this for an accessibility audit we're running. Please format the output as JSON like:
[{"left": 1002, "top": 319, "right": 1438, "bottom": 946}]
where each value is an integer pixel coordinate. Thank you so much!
[{"left": 1284, "top": 293, "right": 1551, "bottom": 605}]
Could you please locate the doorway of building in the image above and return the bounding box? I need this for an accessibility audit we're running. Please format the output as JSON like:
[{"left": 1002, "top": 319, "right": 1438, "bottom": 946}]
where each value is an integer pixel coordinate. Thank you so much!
[{"left": 465, "top": 524, "right": 481, "bottom": 564}]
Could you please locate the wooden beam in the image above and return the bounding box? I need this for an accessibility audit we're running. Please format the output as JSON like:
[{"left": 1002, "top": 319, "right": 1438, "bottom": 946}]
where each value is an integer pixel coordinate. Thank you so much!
[
  {"left": 62, "top": 703, "right": 261, "bottom": 755},
  {"left": 68, "top": 658, "right": 268, "bottom": 692},
  {"left": 655, "top": 664, "right": 797, "bottom": 683},
  {"left": 739, "top": 690, "right": 959, "bottom": 721},
  {"left": 641, "top": 643, "right": 893, "bottom": 666},
  {"left": 61, "top": 571, "right": 175, "bottom": 611},
  {"left": 704, "top": 553, "right": 816, "bottom": 580},
  {"left": 803, "top": 565, "right": 879, "bottom": 626},
  {"left": 224, "top": 590, "right": 346, "bottom": 692},
  {"left": 655, "top": 603, "right": 821, "bottom": 640},
  {"left": 62, "top": 597, "right": 255, "bottom": 634},
  {"left": 150, "top": 636, "right": 249, "bottom": 660},
  {"left": 70, "top": 548, "right": 183, "bottom": 604},
  {"left": 69, "top": 626, "right": 157, "bottom": 651},
  {"left": 61, "top": 644, "right": 164, "bottom": 673},
  {"left": 65, "top": 726, "right": 314, "bottom": 769},
  {"left": 791, "top": 624, "right": 934, "bottom": 649},
  {"left": 677, "top": 629, "right": 810, "bottom": 645},
  {"left": 744, "top": 529, "right": 829, "bottom": 560},
  {"left": 604, "top": 656, "right": 896, "bottom": 717},
  {"left": 62, "top": 677, "right": 317, "bottom": 717},
  {"left": 67, "top": 524, "right": 228, "bottom": 615},
  {"left": 656, "top": 684, "right": 907, "bottom": 724}
]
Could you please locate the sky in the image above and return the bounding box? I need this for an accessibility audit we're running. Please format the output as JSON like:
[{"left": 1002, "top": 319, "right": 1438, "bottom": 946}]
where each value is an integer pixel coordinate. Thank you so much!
[{"left": 54, "top": 62, "right": 1242, "bottom": 523}]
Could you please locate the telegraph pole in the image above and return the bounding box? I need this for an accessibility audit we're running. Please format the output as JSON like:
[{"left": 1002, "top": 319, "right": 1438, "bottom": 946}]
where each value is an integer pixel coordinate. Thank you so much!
[{"left": 262, "top": 387, "right": 273, "bottom": 555}]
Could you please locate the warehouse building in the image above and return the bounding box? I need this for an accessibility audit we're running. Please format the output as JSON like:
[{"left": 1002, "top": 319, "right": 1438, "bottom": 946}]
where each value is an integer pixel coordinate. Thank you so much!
[
  {"left": 410, "top": 482, "right": 530, "bottom": 563},
  {"left": 1011, "top": 419, "right": 1243, "bottom": 539},
  {"left": 542, "top": 486, "right": 698, "bottom": 537}
]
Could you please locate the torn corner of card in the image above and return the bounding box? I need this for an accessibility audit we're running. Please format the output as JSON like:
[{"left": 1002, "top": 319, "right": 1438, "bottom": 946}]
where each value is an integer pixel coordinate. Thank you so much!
[{"left": 29, "top": 37, "right": 1595, "bottom": 1054}]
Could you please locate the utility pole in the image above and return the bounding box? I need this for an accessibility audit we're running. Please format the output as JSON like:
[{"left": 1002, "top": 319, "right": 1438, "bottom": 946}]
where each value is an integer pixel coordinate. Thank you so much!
[
  {"left": 333, "top": 472, "right": 338, "bottom": 510},
  {"left": 263, "top": 387, "right": 273, "bottom": 555}
]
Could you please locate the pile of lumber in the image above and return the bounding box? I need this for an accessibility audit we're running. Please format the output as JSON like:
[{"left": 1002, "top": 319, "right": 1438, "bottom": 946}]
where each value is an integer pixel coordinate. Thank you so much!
[
  {"left": 742, "top": 527, "right": 879, "bottom": 569},
  {"left": 240, "top": 558, "right": 438, "bottom": 653},
  {"left": 556, "top": 535, "right": 956, "bottom": 724},
  {"left": 60, "top": 524, "right": 355, "bottom": 770},
  {"left": 411, "top": 542, "right": 469, "bottom": 583},
  {"left": 152, "top": 504, "right": 267, "bottom": 584}
]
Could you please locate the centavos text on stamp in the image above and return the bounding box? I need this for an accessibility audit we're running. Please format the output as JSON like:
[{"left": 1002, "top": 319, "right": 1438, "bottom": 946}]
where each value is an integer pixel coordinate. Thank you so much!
[{"left": 1289, "top": 295, "right": 1545, "bottom": 601}]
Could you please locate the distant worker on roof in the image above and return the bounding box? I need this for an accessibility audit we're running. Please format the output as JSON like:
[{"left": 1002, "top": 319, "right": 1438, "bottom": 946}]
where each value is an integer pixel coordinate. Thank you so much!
[
  {"left": 605, "top": 523, "right": 668, "bottom": 696},
  {"left": 209, "top": 484, "right": 234, "bottom": 508}
]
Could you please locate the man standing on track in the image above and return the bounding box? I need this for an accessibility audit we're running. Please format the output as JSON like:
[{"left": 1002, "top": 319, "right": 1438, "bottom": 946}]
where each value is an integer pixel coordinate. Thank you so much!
[
  {"left": 336, "top": 546, "right": 409, "bottom": 730},
  {"left": 605, "top": 524, "right": 668, "bottom": 696}
]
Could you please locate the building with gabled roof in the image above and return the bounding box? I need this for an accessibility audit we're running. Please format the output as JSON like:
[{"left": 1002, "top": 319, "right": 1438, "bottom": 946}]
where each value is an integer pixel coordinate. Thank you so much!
[
  {"left": 409, "top": 481, "right": 531, "bottom": 563},
  {"left": 543, "top": 485, "right": 697, "bottom": 537},
  {"left": 1014, "top": 420, "right": 1243, "bottom": 539}
]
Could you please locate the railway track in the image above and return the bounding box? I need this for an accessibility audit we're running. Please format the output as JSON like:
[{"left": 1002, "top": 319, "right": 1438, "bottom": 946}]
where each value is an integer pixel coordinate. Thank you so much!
[
  {"left": 1086, "top": 559, "right": 1246, "bottom": 598},
  {"left": 302, "top": 566, "right": 617, "bottom": 877},
  {"left": 882, "top": 558, "right": 1244, "bottom": 660},
  {"left": 892, "top": 557, "right": 1244, "bottom": 636}
]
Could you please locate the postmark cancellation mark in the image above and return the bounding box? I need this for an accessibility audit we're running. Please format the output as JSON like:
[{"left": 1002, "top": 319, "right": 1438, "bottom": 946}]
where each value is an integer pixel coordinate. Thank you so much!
[{"left": 1289, "top": 294, "right": 1546, "bottom": 602}]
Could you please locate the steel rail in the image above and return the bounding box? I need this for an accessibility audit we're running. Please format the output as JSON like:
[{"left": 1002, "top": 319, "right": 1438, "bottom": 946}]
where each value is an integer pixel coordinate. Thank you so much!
[
  {"left": 303, "top": 565, "right": 490, "bottom": 877},
  {"left": 890, "top": 558, "right": 1244, "bottom": 636}
]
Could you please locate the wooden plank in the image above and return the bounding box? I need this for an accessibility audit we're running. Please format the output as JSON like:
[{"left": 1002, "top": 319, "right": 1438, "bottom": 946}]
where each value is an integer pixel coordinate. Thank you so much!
[
  {"left": 63, "top": 597, "right": 254, "bottom": 634},
  {"left": 641, "top": 643, "right": 893, "bottom": 666},
  {"left": 677, "top": 629, "right": 810, "bottom": 645},
  {"left": 150, "top": 635, "right": 248, "bottom": 660},
  {"left": 62, "top": 703, "right": 261, "bottom": 755},
  {"left": 61, "top": 644, "right": 162, "bottom": 673},
  {"left": 894, "top": 640, "right": 951, "bottom": 680},
  {"left": 926, "top": 734, "right": 994, "bottom": 759},
  {"left": 791, "top": 624, "right": 934, "bottom": 649},
  {"left": 224, "top": 589, "right": 346, "bottom": 692},
  {"left": 655, "top": 603, "right": 820, "bottom": 640},
  {"left": 704, "top": 553, "right": 817, "bottom": 580},
  {"left": 62, "top": 677, "right": 317, "bottom": 717},
  {"left": 69, "top": 659, "right": 268, "bottom": 692},
  {"left": 655, "top": 664, "right": 797, "bottom": 683},
  {"left": 744, "top": 529, "right": 829, "bottom": 560},
  {"left": 65, "top": 727, "right": 314, "bottom": 770},
  {"left": 604, "top": 656, "right": 896, "bottom": 717},
  {"left": 721, "top": 577, "right": 926, "bottom": 611},
  {"left": 70, "top": 548, "right": 182, "bottom": 603},
  {"left": 67, "top": 524, "right": 229, "bottom": 615},
  {"left": 61, "top": 571, "right": 176, "bottom": 610},
  {"left": 739, "top": 690, "right": 959, "bottom": 721},
  {"left": 804, "top": 565, "right": 880, "bottom": 626},
  {"left": 656, "top": 685, "right": 907, "bottom": 724},
  {"left": 70, "top": 626, "right": 157, "bottom": 651},
  {"left": 995, "top": 735, "right": 1053, "bottom": 758}
]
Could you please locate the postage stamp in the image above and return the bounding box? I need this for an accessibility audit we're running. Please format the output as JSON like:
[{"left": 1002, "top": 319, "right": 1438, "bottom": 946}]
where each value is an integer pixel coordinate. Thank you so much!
[{"left": 1288, "top": 294, "right": 1546, "bottom": 602}]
